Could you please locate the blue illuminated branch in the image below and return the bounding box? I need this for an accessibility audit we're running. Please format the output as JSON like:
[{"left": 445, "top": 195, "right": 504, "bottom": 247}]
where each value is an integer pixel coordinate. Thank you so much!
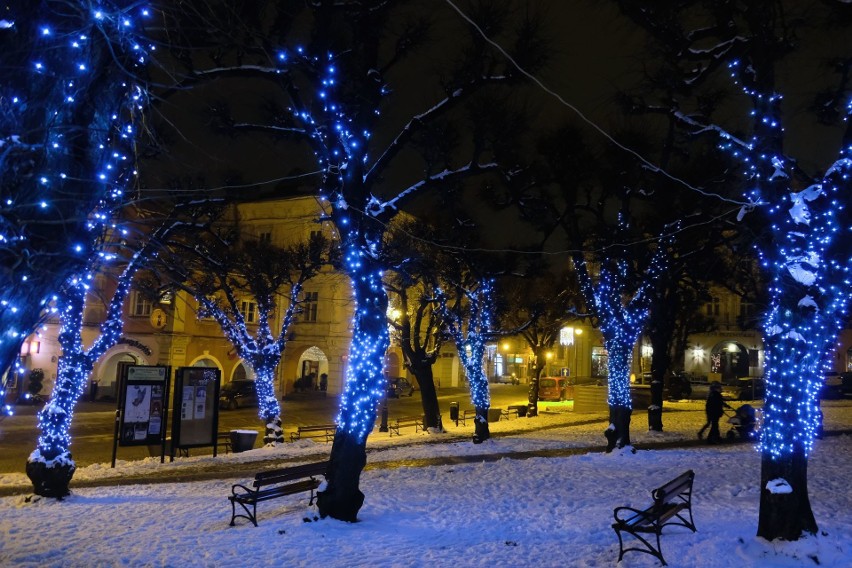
[
  {"left": 437, "top": 279, "right": 496, "bottom": 411},
  {"left": 718, "top": 60, "right": 852, "bottom": 460},
  {"left": 574, "top": 225, "right": 673, "bottom": 409},
  {"left": 1, "top": 1, "right": 152, "bottom": 404}
]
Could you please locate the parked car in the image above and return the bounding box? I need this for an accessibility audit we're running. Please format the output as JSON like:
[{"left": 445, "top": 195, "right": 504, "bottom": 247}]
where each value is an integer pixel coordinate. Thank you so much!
[
  {"left": 219, "top": 380, "right": 258, "bottom": 410},
  {"left": 494, "top": 374, "right": 520, "bottom": 385},
  {"left": 386, "top": 377, "right": 416, "bottom": 398},
  {"left": 720, "top": 378, "right": 765, "bottom": 401},
  {"left": 821, "top": 372, "right": 844, "bottom": 399},
  {"left": 538, "top": 377, "right": 567, "bottom": 401},
  {"left": 842, "top": 372, "right": 852, "bottom": 397}
]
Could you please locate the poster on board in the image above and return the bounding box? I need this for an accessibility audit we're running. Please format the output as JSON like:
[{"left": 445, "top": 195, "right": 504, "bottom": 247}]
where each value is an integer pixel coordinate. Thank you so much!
[
  {"left": 118, "top": 366, "right": 169, "bottom": 447},
  {"left": 171, "top": 367, "right": 220, "bottom": 451}
]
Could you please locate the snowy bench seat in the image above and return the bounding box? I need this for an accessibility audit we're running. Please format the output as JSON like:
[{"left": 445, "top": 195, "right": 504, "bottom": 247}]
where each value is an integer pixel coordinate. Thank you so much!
[
  {"left": 612, "top": 469, "right": 696, "bottom": 566},
  {"left": 228, "top": 461, "right": 328, "bottom": 527}
]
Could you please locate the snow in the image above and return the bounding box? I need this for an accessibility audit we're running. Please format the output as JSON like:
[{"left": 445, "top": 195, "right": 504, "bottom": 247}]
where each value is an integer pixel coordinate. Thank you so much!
[{"left": 1, "top": 401, "right": 851, "bottom": 567}]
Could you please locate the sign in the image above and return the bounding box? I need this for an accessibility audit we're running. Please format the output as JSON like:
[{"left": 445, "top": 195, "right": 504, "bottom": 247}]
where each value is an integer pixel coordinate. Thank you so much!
[
  {"left": 171, "top": 367, "right": 221, "bottom": 455},
  {"left": 117, "top": 365, "right": 169, "bottom": 447}
]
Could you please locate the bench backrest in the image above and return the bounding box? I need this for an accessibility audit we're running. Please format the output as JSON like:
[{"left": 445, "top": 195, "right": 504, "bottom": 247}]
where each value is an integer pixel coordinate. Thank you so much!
[
  {"left": 299, "top": 424, "right": 337, "bottom": 432},
  {"left": 254, "top": 461, "right": 329, "bottom": 487},
  {"left": 651, "top": 469, "right": 694, "bottom": 505}
]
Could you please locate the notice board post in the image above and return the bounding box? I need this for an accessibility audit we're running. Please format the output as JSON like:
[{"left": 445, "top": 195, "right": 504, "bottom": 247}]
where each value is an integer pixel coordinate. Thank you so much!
[
  {"left": 171, "top": 367, "right": 221, "bottom": 461},
  {"left": 112, "top": 365, "right": 171, "bottom": 467}
]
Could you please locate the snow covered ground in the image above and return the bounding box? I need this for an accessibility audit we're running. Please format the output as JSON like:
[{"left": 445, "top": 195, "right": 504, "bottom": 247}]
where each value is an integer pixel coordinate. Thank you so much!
[{"left": 0, "top": 400, "right": 850, "bottom": 567}]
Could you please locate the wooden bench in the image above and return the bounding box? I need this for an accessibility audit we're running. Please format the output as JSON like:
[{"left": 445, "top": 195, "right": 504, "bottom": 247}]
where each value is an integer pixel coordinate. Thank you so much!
[
  {"left": 612, "top": 469, "right": 696, "bottom": 566},
  {"left": 389, "top": 415, "right": 423, "bottom": 436},
  {"left": 229, "top": 461, "right": 328, "bottom": 527},
  {"left": 289, "top": 424, "right": 336, "bottom": 443}
]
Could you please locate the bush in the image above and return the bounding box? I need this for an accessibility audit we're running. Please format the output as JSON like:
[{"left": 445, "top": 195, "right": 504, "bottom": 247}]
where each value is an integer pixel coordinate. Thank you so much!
[{"left": 27, "top": 368, "right": 45, "bottom": 397}]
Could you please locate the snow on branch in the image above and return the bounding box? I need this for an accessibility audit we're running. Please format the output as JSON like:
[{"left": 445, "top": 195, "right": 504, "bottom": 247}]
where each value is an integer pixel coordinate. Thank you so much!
[{"left": 372, "top": 161, "right": 499, "bottom": 216}]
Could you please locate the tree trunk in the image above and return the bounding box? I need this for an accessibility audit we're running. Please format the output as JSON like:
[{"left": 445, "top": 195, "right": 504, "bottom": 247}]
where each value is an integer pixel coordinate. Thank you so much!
[
  {"left": 319, "top": 258, "right": 387, "bottom": 521},
  {"left": 409, "top": 363, "right": 442, "bottom": 431},
  {"left": 605, "top": 405, "right": 633, "bottom": 452},
  {"left": 527, "top": 347, "right": 546, "bottom": 417},
  {"left": 317, "top": 429, "right": 367, "bottom": 522},
  {"left": 26, "top": 460, "right": 76, "bottom": 499},
  {"left": 473, "top": 406, "right": 490, "bottom": 443},
  {"left": 253, "top": 364, "right": 284, "bottom": 445},
  {"left": 605, "top": 343, "right": 634, "bottom": 451},
  {"left": 757, "top": 448, "right": 817, "bottom": 540},
  {"left": 527, "top": 375, "right": 539, "bottom": 417}
]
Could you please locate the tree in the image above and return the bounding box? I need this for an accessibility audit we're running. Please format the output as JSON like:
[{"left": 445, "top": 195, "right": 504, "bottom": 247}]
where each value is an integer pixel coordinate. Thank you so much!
[
  {"left": 501, "top": 271, "right": 581, "bottom": 417},
  {"left": 614, "top": 0, "right": 852, "bottom": 540},
  {"left": 0, "top": 1, "right": 153, "bottom": 391},
  {"left": 383, "top": 221, "right": 447, "bottom": 432},
  {"left": 154, "top": 0, "right": 548, "bottom": 521},
  {"left": 27, "top": 210, "right": 194, "bottom": 497},
  {"left": 573, "top": 214, "right": 673, "bottom": 451},
  {"left": 437, "top": 276, "right": 499, "bottom": 443},
  {"left": 154, "top": 209, "right": 333, "bottom": 445}
]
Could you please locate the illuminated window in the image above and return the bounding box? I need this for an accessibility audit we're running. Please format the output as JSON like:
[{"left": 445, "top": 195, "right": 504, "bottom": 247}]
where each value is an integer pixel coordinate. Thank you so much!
[
  {"left": 131, "top": 292, "right": 152, "bottom": 317},
  {"left": 591, "top": 346, "right": 609, "bottom": 378},
  {"left": 705, "top": 297, "right": 720, "bottom": 316},
  {"left": 240, "top": 300, "right": 257, "bottom": 324},
  {"left": 302, "top": 291, "right": 318, "bottom": 322}
]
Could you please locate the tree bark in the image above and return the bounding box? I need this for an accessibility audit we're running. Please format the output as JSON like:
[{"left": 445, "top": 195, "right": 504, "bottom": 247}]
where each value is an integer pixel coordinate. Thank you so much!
[
  {"left": 606, "top": 405, "right": 633, "bottom": 452},
  {"left": 409, "top": 363, "right": 442, "bottom": 431},
  {"left": 317, "top": 430, "right": 367, "bottom": 522},
  {"left": 473, "top": 406, "right": 490, "bottom": 443},
  {"left": 757, "top": 448, "right": 817, "bottom": 540},
  {"left": 318, "top": 258, "right": 386, "bottom": 521}
]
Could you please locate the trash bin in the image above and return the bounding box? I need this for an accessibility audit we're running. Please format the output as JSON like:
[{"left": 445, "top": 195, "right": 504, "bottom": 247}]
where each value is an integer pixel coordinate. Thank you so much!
[
  {"left": 487, "top": 408, "right": 502, "bottom": 423},
  {"left": 89, "top": 380, "right": 99, "bottom": 402},
  {"left": 449, "top": 402, "right": 459, "bottom": 423},
  {"left": 229, "top": 429, "right": 258, "bottom": 453}
]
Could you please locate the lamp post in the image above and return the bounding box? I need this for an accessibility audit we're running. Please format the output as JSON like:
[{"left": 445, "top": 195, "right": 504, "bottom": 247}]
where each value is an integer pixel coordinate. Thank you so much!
[
  {"left": 502, "top": 341, "right": 511, "bottom": 378},
  {"left": 573, "top": 328, "right": 582, "bottom": 377}
]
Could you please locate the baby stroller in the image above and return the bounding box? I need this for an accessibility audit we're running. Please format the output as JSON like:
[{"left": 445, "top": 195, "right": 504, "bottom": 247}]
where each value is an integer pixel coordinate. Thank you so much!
[{"left": 726, "top": 404, "right": 757, "bottom": 441}]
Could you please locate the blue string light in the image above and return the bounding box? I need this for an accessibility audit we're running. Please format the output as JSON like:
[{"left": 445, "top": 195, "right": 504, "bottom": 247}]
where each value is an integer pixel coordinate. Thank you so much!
[
  {"left": 20, "top": 2, "right": 152, "bottom": 473},
  {"left": 724, "top": 64, "right": 852, "bottom": 460},
  {"left": 575, "top": 220, "right": 672, "bottom": 411},
  {"left": 1, "top": 2, "right": 152, "bottom": 416},
  {"left": 437, "top": 279, "right": 495, "bottom": 440}
]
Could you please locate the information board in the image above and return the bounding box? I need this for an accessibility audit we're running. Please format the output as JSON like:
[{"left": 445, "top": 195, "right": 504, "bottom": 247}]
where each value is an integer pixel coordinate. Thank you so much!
[
  {"left": 171, "top": 367, "right": 220, "bottom": 452},
  {"left": 117, "top": 365, "right": 170, "bottom": 447}
]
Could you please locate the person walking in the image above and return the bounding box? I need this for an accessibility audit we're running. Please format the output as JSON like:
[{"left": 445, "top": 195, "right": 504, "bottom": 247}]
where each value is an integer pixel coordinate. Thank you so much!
[{"left": 698, "top": 382, "right": 731, "bottom": 443}]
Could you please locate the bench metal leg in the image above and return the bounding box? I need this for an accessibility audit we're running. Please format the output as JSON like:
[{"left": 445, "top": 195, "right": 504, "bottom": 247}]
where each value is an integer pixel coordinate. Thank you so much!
[
  {"left": 613, "top": 527, "right": 667, "bottom": 566},
  {"left": 229, "top": 497, "right": 258, "bottom": 527}
]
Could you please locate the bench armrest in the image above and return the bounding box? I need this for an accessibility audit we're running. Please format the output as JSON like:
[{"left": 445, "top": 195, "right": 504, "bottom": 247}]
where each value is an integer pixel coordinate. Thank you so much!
[
  {"left": 613, "top": 505, "right": 650, "bottom": 525},
  {"left": 231, "top": 483, "right": 255, "bottom": 497}
]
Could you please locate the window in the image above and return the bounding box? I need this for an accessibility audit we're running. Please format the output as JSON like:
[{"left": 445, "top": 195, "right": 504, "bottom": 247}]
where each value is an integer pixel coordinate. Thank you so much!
[
  {"left": 309, "top": 230, "right": 322, "bottom": 241},
  {"left": 704, "top": 297, "right": 720, "bottom": 317},
  {"left": 258, "top": 231, "right": 272, "bottom": 244},
  {"left": 591, "top": 346, "right": 609, "bottom": 378},
  {"left": 302, "top": 291, "right": 318, "bottom": 322},
  {"left": 240, "top": 300, "right": 257, "bottom": 324},
  {"left": 131, "top": 292, "right": 153, "bottom": 317}
]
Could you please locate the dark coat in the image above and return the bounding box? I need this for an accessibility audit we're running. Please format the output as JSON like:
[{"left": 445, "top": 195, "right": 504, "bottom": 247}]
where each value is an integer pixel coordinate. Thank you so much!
[{"left": 706, "top": 390, "right": 726, "bottom": 419}]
